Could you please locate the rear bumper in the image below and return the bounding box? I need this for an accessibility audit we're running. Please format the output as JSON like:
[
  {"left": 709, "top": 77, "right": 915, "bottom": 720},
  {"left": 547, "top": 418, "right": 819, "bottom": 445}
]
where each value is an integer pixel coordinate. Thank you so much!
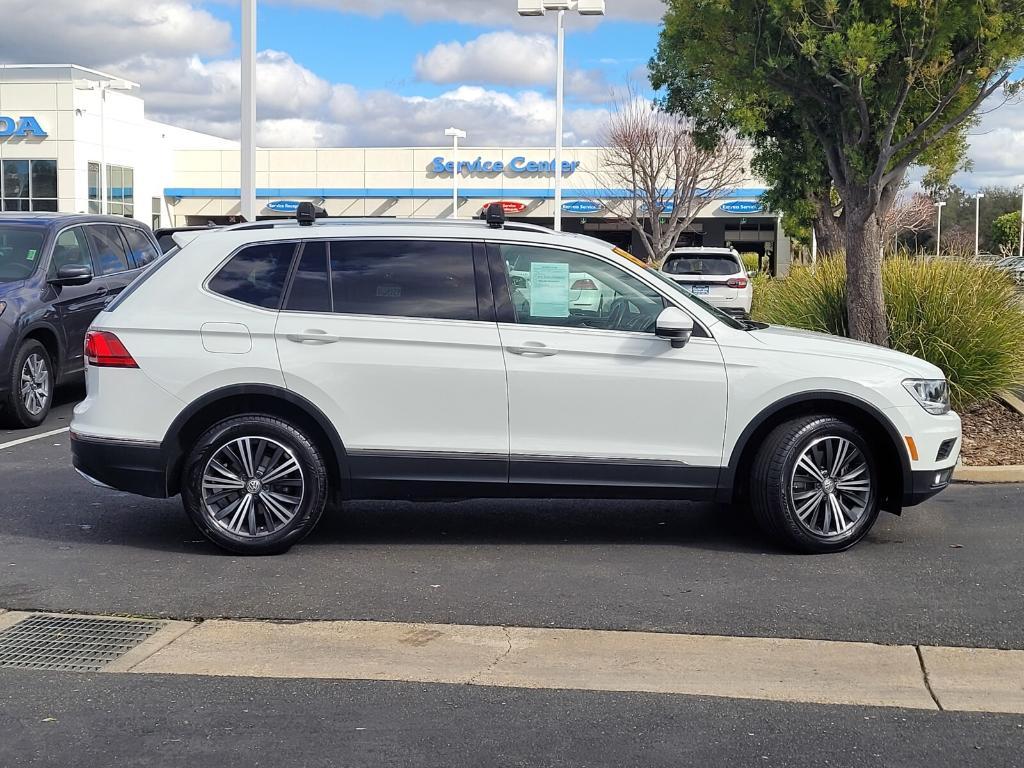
[{"left": 70, "top": 432, "right": 171, "bottom": 499}]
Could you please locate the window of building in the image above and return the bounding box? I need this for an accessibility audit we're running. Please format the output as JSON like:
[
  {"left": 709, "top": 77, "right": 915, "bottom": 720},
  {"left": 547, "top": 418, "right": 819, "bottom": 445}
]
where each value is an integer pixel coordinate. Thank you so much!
[
  {"left": 152, "top": 197, "right": 162, "bottom": 230},
  {"left": 328, "top": 240, "right": 477, "bottom": 321},
  {"left": 107, "top": 165, "right": 134, "bottom": 217},
  {"left": 209, "top": 242, "right": 297, "bottom": 309},
  {"left": 88, "top": 162, "right": 101, "bottom": 214},
  {"left": 85, "top": 224, "right": 131, "bottom": 275},
  {"left": 499, "top": 244, "right": 665, "bottom": 333},
  {"left": 1, "top": 159, "right": 58, "bottom": 212}
]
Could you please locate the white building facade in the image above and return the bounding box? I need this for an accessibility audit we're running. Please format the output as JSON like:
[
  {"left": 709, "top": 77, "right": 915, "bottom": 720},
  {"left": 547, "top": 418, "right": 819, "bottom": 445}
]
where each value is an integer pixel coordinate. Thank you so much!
[{"left": 1, "top": 65, "right": 792, "bottom": 274}]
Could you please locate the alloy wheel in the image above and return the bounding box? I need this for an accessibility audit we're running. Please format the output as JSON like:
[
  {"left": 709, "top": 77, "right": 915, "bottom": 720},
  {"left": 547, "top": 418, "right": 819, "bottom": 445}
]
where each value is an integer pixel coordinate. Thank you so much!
[
  {"left": 20, "top": 353, "right": 50, "bottom": 417},
  {"left": 201, "top": 436, "right": 306, "bottom": 539},
  {"left": 789, "top": 435, "right": 872, "bottom": 538}
]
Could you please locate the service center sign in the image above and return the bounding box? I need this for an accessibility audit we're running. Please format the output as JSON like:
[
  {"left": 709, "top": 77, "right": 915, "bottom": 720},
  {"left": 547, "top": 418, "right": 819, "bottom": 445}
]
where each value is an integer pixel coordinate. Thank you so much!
[
  {"left": 484, "top": 201, "right": 527, "bottom": 214},
  {"left": 0, "top": 115, "right": 47, "bottom": 138},
  {"left": 720, "top": 200, "right": 765, "bottom": 215}
]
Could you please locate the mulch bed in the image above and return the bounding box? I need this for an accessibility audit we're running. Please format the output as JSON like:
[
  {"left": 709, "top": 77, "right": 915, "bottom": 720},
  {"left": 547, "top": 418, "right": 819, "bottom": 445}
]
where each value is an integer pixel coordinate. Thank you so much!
[{"left": 959, "top": 398, "right": 1024, "bottom": 467}]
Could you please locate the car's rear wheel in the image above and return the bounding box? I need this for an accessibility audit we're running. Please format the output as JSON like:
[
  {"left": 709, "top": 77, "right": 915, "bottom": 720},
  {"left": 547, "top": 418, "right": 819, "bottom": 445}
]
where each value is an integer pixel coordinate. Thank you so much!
[
  {"left": 2, "top": 340, "right": 54, "bottom": 429},
  {"left": 181, "top": 415, "right": 329, "bottom": 555},
  {"left": 750, "top": 415, "right": 880, "bottom": 553}
]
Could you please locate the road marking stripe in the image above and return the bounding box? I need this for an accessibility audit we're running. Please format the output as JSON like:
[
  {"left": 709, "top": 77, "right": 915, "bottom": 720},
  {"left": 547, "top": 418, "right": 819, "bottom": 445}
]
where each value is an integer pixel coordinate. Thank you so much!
[{"left": 0, "top": 427, "right": 70, "bottom": 451}]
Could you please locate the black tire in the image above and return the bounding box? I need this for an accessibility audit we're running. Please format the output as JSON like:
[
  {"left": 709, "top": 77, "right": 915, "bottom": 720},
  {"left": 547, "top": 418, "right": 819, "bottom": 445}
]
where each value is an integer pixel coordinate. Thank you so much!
[
  {"left": 750, "top": 415, "right": 880, "bottom": 553},
  {"left": 181, "top": 415, "right": 329, "bottom": 555},
  {"left": 1, "top": 340, "right": 54, "bottom": 429}
]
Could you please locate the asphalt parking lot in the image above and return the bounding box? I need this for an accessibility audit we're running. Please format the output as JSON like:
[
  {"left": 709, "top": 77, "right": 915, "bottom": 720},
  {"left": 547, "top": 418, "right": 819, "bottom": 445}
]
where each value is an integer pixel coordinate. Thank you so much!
[{"left": 2, "top": 392, "right": 1023, "bottom": 766}]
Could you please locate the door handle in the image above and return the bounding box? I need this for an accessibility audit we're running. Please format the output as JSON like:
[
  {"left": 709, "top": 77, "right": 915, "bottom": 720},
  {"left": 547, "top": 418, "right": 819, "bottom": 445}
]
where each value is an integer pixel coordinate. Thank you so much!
[
  {"left": 286, "top": 330, "right": 340, "bottom": 345},
  {"left": 506, "top": 343, "right": 558, "bottom": 357}
]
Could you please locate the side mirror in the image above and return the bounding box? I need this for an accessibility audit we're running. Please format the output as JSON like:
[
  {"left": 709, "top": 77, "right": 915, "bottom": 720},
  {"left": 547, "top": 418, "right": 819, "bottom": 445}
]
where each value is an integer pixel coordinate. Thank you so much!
[
  {"left": 655, "top": 306, "right": 694, "bottom": 348},
  {"left": 50, "top": 264, "right": 93, "bottom": 286}
]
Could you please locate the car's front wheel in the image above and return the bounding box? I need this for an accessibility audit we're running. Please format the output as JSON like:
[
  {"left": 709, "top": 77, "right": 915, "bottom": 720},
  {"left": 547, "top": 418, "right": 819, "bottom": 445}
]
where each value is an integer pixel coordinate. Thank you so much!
[
  {"left": 2, "top": 340, "right": 54, "bottom": 429},
  {"left": 181, "top": 415, "right": 329, "bottom": 555},
  {"left": 750, "top": 415, "right": 880, "bottom": 553}
]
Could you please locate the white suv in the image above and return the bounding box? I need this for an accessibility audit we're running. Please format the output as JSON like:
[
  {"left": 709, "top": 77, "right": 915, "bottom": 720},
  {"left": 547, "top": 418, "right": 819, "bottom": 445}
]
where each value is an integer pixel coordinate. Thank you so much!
[
  {"left": 70, "top": 208, "right": 961, "bottom": 555},
  {"left": 661, "top": 247, "right": 753, "bottom": 317}
]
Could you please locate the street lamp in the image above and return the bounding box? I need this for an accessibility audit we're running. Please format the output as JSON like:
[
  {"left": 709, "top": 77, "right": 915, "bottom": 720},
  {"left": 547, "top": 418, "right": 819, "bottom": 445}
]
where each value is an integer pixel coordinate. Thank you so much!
[
  {"left": 74, "top": 77, "right": 136, "bottom": 215},
  {"left": 934, "top": 200, "right": 946, "bottom": 257},
  {"left": 444, "top": 127, "right": 467, "bottom": 219},
  {"left": 241, "top": 0, "right": 257, "bottom": 223},
  {"left": 518, "top": 0, "right": 606, "bottom": 232},
  {"left": 974, "top": 191, "right": 985, "bottom": 258}
]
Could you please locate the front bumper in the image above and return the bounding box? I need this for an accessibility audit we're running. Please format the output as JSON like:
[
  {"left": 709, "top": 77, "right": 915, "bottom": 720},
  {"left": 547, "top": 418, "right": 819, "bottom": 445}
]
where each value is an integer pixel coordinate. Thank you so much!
[
  {"left": 903, "top": 466, "right": 957, "bottom": 507},
  {"left": 70, "top": 432, "right": 171, "bottom": 498}
]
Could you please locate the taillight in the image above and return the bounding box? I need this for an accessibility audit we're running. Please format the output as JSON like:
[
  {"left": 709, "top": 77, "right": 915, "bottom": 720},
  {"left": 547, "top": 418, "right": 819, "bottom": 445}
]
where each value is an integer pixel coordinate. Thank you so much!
[
  {"left": 85, "top": 331, "right": 138, "bottom": 368},
  {"left": 727, "top": 277, "right": 749, "bottom": 289},
  {"left": 571, "top": 279, "right": 598, "bottom": 290}
]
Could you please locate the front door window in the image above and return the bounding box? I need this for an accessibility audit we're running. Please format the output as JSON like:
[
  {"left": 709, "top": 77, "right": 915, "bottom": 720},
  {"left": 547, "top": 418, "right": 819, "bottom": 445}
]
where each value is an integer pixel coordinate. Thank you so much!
[{"left": 499, "top": 244, "right": 665, "bottom": 333}]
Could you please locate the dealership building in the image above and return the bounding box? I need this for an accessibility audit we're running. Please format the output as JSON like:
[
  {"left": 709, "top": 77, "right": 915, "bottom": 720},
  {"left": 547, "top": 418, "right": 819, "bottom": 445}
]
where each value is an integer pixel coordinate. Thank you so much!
[{"left": 0, "top": 64, "right": 793, "bottom": 274}]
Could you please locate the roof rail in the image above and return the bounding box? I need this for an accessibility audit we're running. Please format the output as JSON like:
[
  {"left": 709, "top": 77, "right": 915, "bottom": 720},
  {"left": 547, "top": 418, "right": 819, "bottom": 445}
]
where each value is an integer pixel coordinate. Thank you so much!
[{"left": 222, "top": 217, "right": 558, "bottom": 234}]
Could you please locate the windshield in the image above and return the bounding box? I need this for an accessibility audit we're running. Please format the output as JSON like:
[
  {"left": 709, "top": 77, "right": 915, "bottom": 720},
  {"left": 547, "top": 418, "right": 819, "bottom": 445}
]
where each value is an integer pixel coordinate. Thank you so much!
[
  {"left": 663, "top": 252, "right": 741, "bottom": 276},
  {"left": 644, "top": 267, "right": 749, "bottom": 329},
  {"left": 0, "top": 226, "right": 45, "bottom": 284}
]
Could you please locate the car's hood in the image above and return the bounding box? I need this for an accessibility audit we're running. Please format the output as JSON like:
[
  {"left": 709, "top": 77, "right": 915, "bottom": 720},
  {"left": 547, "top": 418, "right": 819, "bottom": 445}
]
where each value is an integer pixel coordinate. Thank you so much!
[
  {"left": 749, "top": 324, "right": 944, "bottom": 379},
  {"left": 0, "top": 279, "right": 25, "bottom": 299}
]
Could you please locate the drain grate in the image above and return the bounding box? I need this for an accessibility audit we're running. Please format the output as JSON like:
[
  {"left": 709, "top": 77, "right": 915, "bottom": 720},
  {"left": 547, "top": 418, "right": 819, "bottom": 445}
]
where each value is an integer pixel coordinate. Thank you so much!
[{"left": 0, "top": 614, "right": 166, "bottom": 672}]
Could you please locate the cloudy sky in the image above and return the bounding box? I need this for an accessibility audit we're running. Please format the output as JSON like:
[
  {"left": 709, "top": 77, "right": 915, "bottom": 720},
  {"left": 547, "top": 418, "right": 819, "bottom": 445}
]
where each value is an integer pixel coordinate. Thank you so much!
[{"left": 0, "top": 0, "right": 1020, "bottom": 190}]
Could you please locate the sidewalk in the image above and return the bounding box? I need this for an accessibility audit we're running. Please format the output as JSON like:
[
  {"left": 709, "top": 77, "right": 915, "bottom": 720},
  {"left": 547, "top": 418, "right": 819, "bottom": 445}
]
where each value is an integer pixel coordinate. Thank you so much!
[{"left": 1, "top": 609, "right": 1021, "bottom": 715}]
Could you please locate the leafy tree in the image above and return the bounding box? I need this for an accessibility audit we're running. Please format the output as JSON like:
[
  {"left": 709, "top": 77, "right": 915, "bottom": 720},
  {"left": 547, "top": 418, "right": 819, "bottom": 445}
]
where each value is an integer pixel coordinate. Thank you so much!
[
  {"left": 652, "top": 0, "right": 1024, "bottom": 344},
  {"left": 992, "top": 211, "right": 1022, "bottom": 254}
]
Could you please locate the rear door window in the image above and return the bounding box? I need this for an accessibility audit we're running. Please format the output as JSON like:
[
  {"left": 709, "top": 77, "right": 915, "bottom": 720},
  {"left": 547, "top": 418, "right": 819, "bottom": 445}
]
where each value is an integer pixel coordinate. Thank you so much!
[
  {"left": 121, "top": 226, "right": 160, "bottom": 268},
  {"left": 85, "top": 224, "right": 131, "bottom": 275},
  {"left": 209, "top": 241, "right": 297, "bottom": 309},
  {"left": 328, "top": 240, "right": 477, "bottom": 321},
  {"left": 662, "top": 253, "right": 741, "bottom": 276}
]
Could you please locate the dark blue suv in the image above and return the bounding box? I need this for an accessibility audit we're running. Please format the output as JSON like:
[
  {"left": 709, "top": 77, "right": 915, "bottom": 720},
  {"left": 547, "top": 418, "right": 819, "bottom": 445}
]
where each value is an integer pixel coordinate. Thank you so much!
[{"left": 0, "top": 213, "right": 161, "bottom": 428}]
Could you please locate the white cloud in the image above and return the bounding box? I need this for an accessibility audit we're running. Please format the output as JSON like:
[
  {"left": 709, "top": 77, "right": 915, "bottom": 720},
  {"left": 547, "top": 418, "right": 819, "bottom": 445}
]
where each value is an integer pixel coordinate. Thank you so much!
[
  {"left": 414, "top": 31, "right": 611, "bottom": 102},
  {"left": 951, "top": 93, "right": 1024, "bottom": 190},
  {"left": 277, "top": 0, "right": 667, "bottom": 25},
  {"left": 0, "top": 0, "right": 231, "bottom": 63}
]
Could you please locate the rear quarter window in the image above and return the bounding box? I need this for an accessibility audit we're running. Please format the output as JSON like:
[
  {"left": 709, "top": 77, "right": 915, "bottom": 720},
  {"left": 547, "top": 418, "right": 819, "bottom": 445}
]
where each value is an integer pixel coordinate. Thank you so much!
[{"left": 208, "top": 242, "right": 297, "bottom": 309}]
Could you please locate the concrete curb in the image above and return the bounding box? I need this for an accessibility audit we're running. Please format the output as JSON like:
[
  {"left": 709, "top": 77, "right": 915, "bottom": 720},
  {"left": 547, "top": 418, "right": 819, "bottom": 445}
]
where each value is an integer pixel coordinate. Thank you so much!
[
  {"left": 954, "top": 464, "right": 1024, "bottom": 484},
  {"left": 4, "top": 610, "right": 1022, "bottom": 714}
]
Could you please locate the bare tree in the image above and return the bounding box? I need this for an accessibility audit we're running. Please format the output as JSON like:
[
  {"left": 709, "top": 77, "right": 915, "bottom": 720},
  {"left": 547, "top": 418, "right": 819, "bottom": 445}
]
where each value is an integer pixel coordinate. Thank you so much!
[
  {"left": 881, "top": 193, "right": 935, "bottom": 251},
  {"left": 595, "top": 93, "right": 748, "bottom": 265}
]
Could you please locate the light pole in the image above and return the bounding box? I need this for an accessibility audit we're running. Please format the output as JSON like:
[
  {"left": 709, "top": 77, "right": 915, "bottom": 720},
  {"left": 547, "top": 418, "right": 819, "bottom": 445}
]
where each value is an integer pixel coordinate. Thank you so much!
[
  {"left": 241, "top": 0, "right": 257, "bottom": 223},
  {"left": 518, "top": 0, "right": 606, "bottom": 232},
  {"left": 934, "top": 200, "right": 946, "bottom": 257},
  {"left": 1019, "top": 187, "right": 1024, "bottom": 260},
  {"left": 444, "top": 127, "right": 466, "bottom": 219},
  {"left": 974, "top": 191, "right": 985, "bottom": 258},
  {"left": 74, "top": 77, "right": 136, "bottom": 215}
]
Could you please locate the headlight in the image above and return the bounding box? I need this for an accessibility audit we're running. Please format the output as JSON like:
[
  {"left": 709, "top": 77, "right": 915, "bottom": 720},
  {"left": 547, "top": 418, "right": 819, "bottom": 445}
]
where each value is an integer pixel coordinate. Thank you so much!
[
  {"left": 903, "top": 379, "right": 950, "bottom": 415},
  {"left": 0, "top": 300, "right": 5, "bottom": 318}
]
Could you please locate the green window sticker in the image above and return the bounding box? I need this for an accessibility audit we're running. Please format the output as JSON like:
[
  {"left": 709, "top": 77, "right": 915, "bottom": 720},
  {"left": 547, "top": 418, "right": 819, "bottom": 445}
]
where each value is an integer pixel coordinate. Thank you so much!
[{"left": 26, "top": 249, "right": 37, "bottom": 261}]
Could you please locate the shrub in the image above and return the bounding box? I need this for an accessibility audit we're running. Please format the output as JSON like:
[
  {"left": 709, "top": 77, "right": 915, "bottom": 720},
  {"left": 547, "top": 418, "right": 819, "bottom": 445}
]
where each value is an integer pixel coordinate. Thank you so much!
[
  {"left": 752, "top": 255, "right": 1024, "bottom": 408},
  {"left": 739, "top": 252, "right": 761, "bottom": 274}
]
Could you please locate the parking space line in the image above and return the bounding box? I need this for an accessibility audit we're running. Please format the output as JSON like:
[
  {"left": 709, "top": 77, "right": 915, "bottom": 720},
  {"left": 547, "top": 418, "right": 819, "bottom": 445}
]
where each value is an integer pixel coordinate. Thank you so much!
[{"left": 0, "top": 427, "right": 70, "bottom": 451}]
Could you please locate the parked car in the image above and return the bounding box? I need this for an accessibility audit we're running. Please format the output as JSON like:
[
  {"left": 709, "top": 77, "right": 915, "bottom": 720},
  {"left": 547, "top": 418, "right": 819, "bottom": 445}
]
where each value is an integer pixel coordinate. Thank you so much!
[
  {"left": 660, "top": 247, "right": 753, "bottom": 318},
  {"left": 70, "top": 207, "right": 960, "bottom": 556},
  {"left": 0, "top": 213, "right": 161, "bottom": 428}
]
